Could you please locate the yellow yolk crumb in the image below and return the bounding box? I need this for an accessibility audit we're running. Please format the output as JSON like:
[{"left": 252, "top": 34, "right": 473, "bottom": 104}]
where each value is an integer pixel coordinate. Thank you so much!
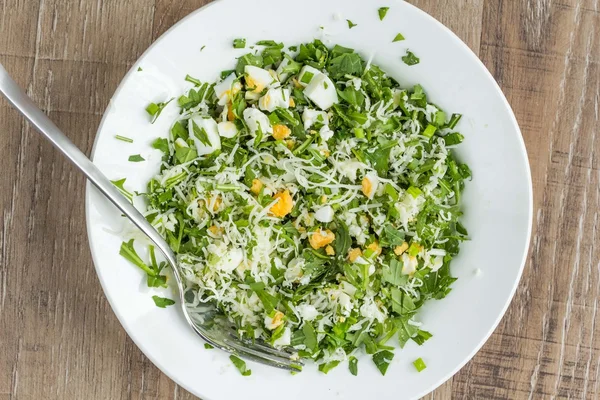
[
  {"left": 270, "top": 190, "right": 294, "bottom": 218},
  {"left": 245, "top": 75, "right": 264, "bottom": 93},
  {"left": 273, "top": 124, "right": 291, "bottom": 140},
  {"left": 289, "top": 98, "right": 295, "bottom": 107},
  {"left": 309, "top": 229, "right": 335, "bottom": 249},
  {"left": 362, "top": 177, "right": 373, "bottom": 198},
  {"left": 366, "top": 242, "right": 382, "bottom": 257},
  {"left": 208, "top": 225, "right": 222, "bottom": 236},
  {"left": 348, "top": 248, "right": 362, "bottom": 262},
  {"left": 227, "top": 102, "right": 235, "bottom": 121},
  {"left": 250, "top": 179, "right": 263, "bottom": 195},
  {"left": 325, "top": 245, "right": 335, "bottom": 256},
  {"left": 394, "top": 242, "right": 409, "bottom": 256}
]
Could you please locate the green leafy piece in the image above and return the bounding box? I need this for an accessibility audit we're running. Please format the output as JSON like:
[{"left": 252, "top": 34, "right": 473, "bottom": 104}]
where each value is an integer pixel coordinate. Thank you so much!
[
  {"left": 402, "top": 51, "right": 420, "bottom": 66},
  {"left": 233, "top": 38, "right": 246, "bottom": 49},
  {"left": 128, "top": 154, "right": 145, "bottom": 162},
  {"left": 413, "top": 357, "right": 427, "bottom": 372},
  {"left": 230, "top": 355, "right": 252, "bottom": 376},
  {"left": 204, "top": 343, "right": 214, "bottom": 349},
  {"left": 347, "top": 19, "right": 358, "bottom": 29},
  {"left": 338, "top": 87, "right": 365, "bottom": 107},
  {"left": 152, "top": 138, "right": 170, "bottom": 157},
  {"left": 152, "top": 295, "right": 175, "bottom": 308},
  {"left": 175, "top": 147, "right": 198, "bottom": 164},
  {"left": 334, "top": 218, "right": 352, "bottom": 257},
  {"left": 119, "top": 240, "right": 154, "bottom": 276},
  {"left": 348, "top": 356, "right": 358, "bottom": 376},
  {"left": 300, "top": 71, "right": 315, "bottom": 84},
  {"left": 115, "top": 135, "right": 133, "bottom": 143},
  {"left": 372, "top": 350, "right": 394, "bottom": 376},
  {"left": 412, "top": 329, "right": 433, "bottom": 345},
  {"left": 111, "top": 178, "right": 134, "bottom": 203},
  {"left": 406, "top": 186, "right": 422, "bottom": 198},
  {"left": 382, "top": 225, "right": 405, "bottom": 247},
  {"left": 318, "top": 361, "right": 341, "bottom": 374},
  {"left": 236, "top": 53, "right": 264, "bottom": 75},
  {"left": 328, "top": 52, "right": 364, "bottom": 80},
  {"left": 423, "top": 124, "right": 437, "bottom": 138},
  {"left": 378, "top": 7, "right": 389, "bottom": 20},
  {"left": 393, "top": 33, "right": 405, "bottom": 42},
  {"left": 302, "top": 322, "right": 318, "bottom": 352},
  {"left": 145, "top": 98, "right": 173, "bottom": 123},
  {"left": 448, "top": 113, "right": 463, "bottom": 129},
  {"left": 137, "top": 67, "right": 143, "bottom": 72},
  {"left": 442, "top": 132, "right": 464, "bottom": 146},
  {"left": 383, "top": 259, "right": 408, "bottom": 286},
  {"left": 191, "top": 120, "right": 212, "bottom": 146}
]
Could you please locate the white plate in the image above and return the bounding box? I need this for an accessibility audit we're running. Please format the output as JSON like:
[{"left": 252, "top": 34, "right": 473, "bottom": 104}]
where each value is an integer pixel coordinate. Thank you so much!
[{"left": 85, "top": 0, "right": 533, "bottom": 399}]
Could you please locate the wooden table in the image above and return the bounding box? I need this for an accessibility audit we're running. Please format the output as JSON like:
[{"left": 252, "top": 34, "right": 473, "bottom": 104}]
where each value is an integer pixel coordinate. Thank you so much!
[{"left": 0, "top": 0, "right": 598, "bottom": 398}]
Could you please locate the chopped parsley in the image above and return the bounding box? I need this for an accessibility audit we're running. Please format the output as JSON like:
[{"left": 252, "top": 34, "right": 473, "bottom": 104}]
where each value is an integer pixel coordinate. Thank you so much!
[
  {"left": 393, "top": 33, "right": 405, "bottom": 42},
  {"left": 230, "top": 355, "right": 251, "bottom": 376},
  {"left": 152, "top": 295, "right": 175, "bottom": 308},
  {"left": 347, "top": 19, "right": 358, "bottom": 29},
  {"left": 145, "top": 98, "right": 173, "bottom": 123},
  {"left": 402, "top": 50, "right": 420, "bottom": 66},
  {"left": 128, "top": 154, "right": 145, "bottom": 162},
  {"left": 378, "top": 7, "right": 389, "bottom": 20}
]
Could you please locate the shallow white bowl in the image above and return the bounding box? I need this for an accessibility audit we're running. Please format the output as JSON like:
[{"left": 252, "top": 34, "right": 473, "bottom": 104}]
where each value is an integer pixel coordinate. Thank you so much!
[{"left": 85, "top": 0, "right": 533, "bottom": 398}]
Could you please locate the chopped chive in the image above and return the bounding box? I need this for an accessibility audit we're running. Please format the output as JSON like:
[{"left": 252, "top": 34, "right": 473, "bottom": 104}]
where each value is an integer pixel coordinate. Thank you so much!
[
  {"left": 200, "top": 45, "right": 206, "bottom": 51},
  {"left": 215, "top": 184, "right": 240, "bottom": 192},
  {"left": 393, "top": 33, "right": 405, "bottom": 42},
  {"left": 128, "top": 154, "right": 145, "bottom": 162},
  {"left": 378, "top": 7, "right": 389, "bottom": 20},
  {"left": 347, "top": 19, "right": 358, "bottom": 29},
  {"left": 145, "top": 98, "right": 173, "bottom": 124},
  {"left": 115, "top": 135, "right": 133, "bottom": 143},
  {"left": 406, "top": 186, "right": 422, "bottom": 198},
  {"left": 185, "top": 74, "right": 202, "bottom": 86},
  {"left": 413, "top": 358, "right": 427, "bottom": 372},
  {"left": 353, "top": 128, "right": 365, "bottom": 139},
  {"left": 233, "top": 38, "right": 246, "bottom": 49},
  {"left": 402, "top": 51, "right": 420, "bottom": 66},
  {"left": 448, "top": 113, "right": 463, "bottom": 129}
]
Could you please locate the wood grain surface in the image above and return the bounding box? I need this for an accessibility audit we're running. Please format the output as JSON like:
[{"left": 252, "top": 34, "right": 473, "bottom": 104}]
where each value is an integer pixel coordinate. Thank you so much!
[{"left": 0, "top": 0, "right": 598, "bottom": 399}]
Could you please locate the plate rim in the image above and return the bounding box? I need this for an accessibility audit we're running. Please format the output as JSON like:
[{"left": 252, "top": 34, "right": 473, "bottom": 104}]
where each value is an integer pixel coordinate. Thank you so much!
[{"left": 85, "top": 0, "right": 534, "bottom": 398}]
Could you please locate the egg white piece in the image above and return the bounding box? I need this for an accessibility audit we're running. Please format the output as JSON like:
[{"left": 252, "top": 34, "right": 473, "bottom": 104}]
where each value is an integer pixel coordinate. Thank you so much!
[
  {"left": 319, "top": 125, "right": 334, "bottom": 141},
  {"left": 276, "top": 57, "right": 291, "bottom": 82},
  {"left": 217, "top": 121, "right": 238, "bottom": 138},
  {"left": 302, "top": 108, "right": 329, "bottom": 130},
  {"left": 215, "top": 247, "right": 244, "bottom": 273},
  {"left": 213, "top": 73, "right": 240, "bottom": 106},
  {"left": 304, "top": 73, "right": 338, "bottom": 110},
  {"left": 245, "top": 65, "right": 277, "bottom": 93},
  {"left": 188, "top": 116, "right": 221, "bottom": 155},
  {"left": 243, "top": 107, "right": 273, "bottom": 138},
  {"left": 258, "top": 87, "right": 290, "bottom": 112},
  {"left": 298, "top": 65, "right": 322, "bottom": 87},
  {"left": 363, "top": 171, "right": 380, "bottom": 199},
  {"left": 314, "top": 205, "right": 334, "bottom": 223}
]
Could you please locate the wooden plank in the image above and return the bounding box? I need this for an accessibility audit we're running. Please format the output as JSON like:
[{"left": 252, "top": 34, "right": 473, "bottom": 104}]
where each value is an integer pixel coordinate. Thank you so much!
[{"left": 0, "top": 0, "right": 599, "bottom": 399}]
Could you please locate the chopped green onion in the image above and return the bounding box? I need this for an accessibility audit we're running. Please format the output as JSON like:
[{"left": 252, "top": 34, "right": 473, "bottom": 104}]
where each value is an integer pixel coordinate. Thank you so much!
[
  {"left": 185, "top": 74, "right": 202, "bottom": 86},
  {"left": 423, "top": 124, "right": 437, "bottom": 138},
  {"left": 115, "top": 135, "right": 133, "bottom": 143},
  {"left": 413, "top": 358, "right": 427, "bottom": 372},
  {"left": 347, "top": 19, "right": 358, "bottom": 29},
  {"left": 406, "top": 186, "right": 422, "bottom": 198},
  {"left": 233, "top": 38, "right": 246, "bottom": 49},
  {"left": 204, "top": 343, "right": 214, "bottom": 349}
]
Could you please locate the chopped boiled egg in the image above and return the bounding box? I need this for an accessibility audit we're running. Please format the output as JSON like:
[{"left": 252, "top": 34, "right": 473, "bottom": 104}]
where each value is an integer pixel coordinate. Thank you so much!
[
  {"left": 215, "top": 248, "right": 243, "bottom": 273},
  {"left": 217, "top": 121, "right": 238, "bottom": 138},
  {"left": 338, "top": 160, "right": 366, "bottom": 181},
  {"left": 325, "top": 245, "right": 335, "bottom": 256},
  {"left": 309, "top": 229, "right": 335, "bottom": 249},
  {"left": 298, "top": 65, "right": 322, "bottom": 87},
  {"left": 258, "top": 87, "right": 290, "bottom": 112},
  {"left": 250, "top": 179, "right": 263, "bottom": 195},
  {"left": 276, "top": 57, "right": 292, "bottom": 82},
  {"left": 272, "top": 124, "right": 291, "bottom": 140},
  {"left": 314, "top": 205, "right": 334, "bottom": 223},
  {"left": 269, "top": 190, "right": 294, "bottom": 217},
  {"left": 302, "top": 109, "right": 329, "bottom": 130},
  {"left": 361, "top": 172, "right": 380, "bottom": 199},
  {"left": 214, "top": 73, "right": 241, "bottom": 105},
  {"left": 243, "top": 107, "right": 273, "bottom": 137},
  {"left": 264, "top": 310, "right": 285, "bottom": 330},
  {"left": 304, "top": 73, "right": 338, "bottom": 110},
  {"left": 401, "top": 252, "right": 418, "bottom": 275},
  {"left": 319, "top": 125, "right": 334, "bottom": 141},
  {"left": 296, "top": 304, "right": 319, "bottom": 321},
  {"left": 245, "top": 65, "right": 277, "bottom": 94},
  {"left": 348, "top": 248, "right": 362, "bottom": 262},
  {"left": 273, "top": 327, "right": 291, "bottom": 347},
  {"left": 188, "top": 116, "right": 221, "bottom": 156}
]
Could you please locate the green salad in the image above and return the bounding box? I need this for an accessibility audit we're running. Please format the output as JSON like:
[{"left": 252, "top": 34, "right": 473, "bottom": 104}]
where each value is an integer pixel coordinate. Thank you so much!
[{"left": 122, "top": 39, "right": 471, "bottom": 376}]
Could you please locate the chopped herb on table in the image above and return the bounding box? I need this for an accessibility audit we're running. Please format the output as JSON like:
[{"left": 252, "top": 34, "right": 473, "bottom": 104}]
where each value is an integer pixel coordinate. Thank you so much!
[{"left": 122, "top": 39, "right": 470, "bottom": 375}]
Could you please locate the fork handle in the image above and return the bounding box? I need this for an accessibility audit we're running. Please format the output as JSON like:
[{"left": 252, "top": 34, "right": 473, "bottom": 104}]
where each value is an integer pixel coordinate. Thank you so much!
[{"left": 0, "top": 63, "right": 179, "bottom": 272}]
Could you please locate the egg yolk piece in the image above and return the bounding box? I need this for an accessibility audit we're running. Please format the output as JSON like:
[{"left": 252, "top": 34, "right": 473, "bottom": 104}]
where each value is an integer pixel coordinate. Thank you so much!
[
  {"left": 269, "top": 190, "right": 294, "bottom": 217},
  {"left": 309, "top": 229, "right": 335, "bottom": 249}
]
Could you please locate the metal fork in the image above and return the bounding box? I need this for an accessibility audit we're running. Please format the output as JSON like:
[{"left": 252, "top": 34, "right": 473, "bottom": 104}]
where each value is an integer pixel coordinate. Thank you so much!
[{"left": 0, "top": 63, "right": 301, "bottom": 371}]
